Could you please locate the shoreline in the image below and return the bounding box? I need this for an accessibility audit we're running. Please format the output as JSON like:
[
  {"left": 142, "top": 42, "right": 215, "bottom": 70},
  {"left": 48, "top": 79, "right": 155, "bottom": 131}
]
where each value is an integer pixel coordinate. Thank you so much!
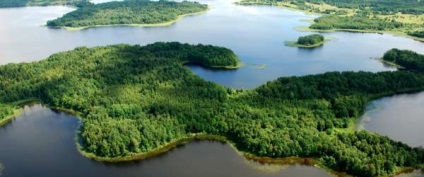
[
  {"left": 0, "top": 92, "right": 423, "bottom": 176},
  {"left": 76, "top": 132, "right": 352, "bottom": 176},
  {"left": 0, "top": 108, "right": 24, "bottom": 127},
  {"left": 0, "top": 103, "right": 346, "bottom": 176},
  {"left": 47, "top": 9, "right": 210, "bottom": 31},
  {"left": 285, "top": 41, "right": 324, "bottom": 48},
  {"left": 183, "top": 61, "right": 243, "bottom": 70},
  {"left": 0, "top": 98, "right": 41, "bottom": 127}
]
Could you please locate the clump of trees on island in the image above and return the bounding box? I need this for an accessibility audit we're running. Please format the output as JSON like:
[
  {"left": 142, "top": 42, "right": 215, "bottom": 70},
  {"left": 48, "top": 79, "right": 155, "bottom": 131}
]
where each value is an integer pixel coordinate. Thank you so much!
[
  {"left": 297, "top": 34, "right": 324, "bottom": 46},
  {"left": 285, "top": 34, "right": 326, "bottom": 48},
  {"left": 46, "top": 0, "right": 208, "bottom": 28},
  {"left": 0, "top": 42, "right": 424, "bottom": 177}
]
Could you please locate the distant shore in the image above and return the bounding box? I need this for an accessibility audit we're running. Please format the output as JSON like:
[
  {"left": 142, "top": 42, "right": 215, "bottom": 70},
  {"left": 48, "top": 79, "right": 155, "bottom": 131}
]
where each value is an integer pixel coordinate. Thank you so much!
[
  {"left": 48, "top": 9, "right": 209, "bottom": 31},
  {"left": 236, "top": 1, "right": 424, "bottom": 43}
]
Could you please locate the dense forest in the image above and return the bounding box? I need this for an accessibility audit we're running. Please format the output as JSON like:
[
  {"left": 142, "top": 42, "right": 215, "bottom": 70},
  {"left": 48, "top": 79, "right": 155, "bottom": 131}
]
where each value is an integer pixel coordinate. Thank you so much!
[
  {"left": 0, "top": 43, "right": 424, "bottom": 177},
  {"left": 0, "top": 0, "right": 89, "bottom": 8},
  {"left": 46, "top": 0, "right": 208, "bottom": 28},
  {"left": 238, "top": 0, "right": 423, "bottom": 39},
  {"left": 297, "top": 34, "right": 324, "bottom": 45}
]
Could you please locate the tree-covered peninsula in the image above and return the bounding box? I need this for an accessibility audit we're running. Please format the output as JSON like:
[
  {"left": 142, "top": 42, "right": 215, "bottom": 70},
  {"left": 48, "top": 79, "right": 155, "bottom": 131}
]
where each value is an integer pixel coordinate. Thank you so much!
[
  {"left": 0, "top": 42, "right": 424, "bottom": 177},
  {"left": 46, "top": 0, "right": 208, "bottom": 30},
  {"left": 0, "top": 0, "right": 89, "bottom": 8},
  {"left": 237, "top": 0, "right": 424, "bottom": 41},
  {"left": 285, "top": 34, "right": 326, "bottom": 48}
]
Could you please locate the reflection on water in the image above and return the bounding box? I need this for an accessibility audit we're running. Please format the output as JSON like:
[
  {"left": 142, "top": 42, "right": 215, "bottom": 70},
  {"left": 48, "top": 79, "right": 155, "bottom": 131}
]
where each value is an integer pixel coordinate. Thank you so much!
[
  {"left": 358, "top": 92, "right": 424, "bottom": 148},
  {"left": 0, "top": 105, "right": 333, "bottom": 177}
]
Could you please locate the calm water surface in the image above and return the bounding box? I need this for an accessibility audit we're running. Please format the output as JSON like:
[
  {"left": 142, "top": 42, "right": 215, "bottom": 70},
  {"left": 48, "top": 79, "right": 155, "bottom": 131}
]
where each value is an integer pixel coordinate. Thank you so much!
[
  {"left": 358, "top": 92, "right": 424, "bottom": 148},
  {"left": 0, "top": 0, "right": 423, "bottom": 88},
  {"left": 0, "top": 0, "right": 424, "bottom": 176},
  {"left": 0, "top": 105, "right": 333, "bottom": 177}
]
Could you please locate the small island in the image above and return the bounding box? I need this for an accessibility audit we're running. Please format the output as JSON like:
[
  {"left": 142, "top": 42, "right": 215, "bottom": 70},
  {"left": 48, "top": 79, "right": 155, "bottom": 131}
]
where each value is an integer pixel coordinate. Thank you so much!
[
  {"left": 46, "top": 0, "right": 208, "bottom": 30},
  {"left": 285, "top": 34, "right": 326, "bottom": 48},
  {"left": 0, "top": 0, "right": 89, "bottom": 8}
]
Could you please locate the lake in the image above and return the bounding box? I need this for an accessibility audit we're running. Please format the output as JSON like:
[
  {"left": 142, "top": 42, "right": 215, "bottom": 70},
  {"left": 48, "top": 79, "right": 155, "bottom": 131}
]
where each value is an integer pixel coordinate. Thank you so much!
[
  {"left": 358, "top": 92, "right": 424, "bottom": 148},
  {"left": 0, "top": 105, "right": 334, "bottom": 177},
  {"left": 0, "top": 0, "right": 424, "bottom": 176},
  {"left": 0, "top": 0, "right": 423, "bottom": 88}
]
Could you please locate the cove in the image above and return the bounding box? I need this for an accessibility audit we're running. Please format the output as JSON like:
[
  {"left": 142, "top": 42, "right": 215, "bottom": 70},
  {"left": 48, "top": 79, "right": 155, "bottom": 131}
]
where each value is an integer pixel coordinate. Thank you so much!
[
  {"left": 358, "top": 92, "right": 424, "bottom": 148},
  {"left": 0, "top": 105, "right": 333, "bottom": 177}
]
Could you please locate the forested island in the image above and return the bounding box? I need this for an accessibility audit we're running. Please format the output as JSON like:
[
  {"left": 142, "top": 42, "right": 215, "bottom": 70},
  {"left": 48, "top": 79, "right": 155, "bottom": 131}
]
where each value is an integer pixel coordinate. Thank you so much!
[
  {"left": 0, "top": 0, "right": 89, "bottom": 8},
  {"left": 46, "top": 0, "right": 208, "bottom": 30},
  {"left": 1, "top": 42, "right": 424, "bottom": 176},
  {"left": 285, "top": 34, "right": 326, "bottom": 48},
  {"left": 237, "top": 0, "right": 424, "bottom": 41}
]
